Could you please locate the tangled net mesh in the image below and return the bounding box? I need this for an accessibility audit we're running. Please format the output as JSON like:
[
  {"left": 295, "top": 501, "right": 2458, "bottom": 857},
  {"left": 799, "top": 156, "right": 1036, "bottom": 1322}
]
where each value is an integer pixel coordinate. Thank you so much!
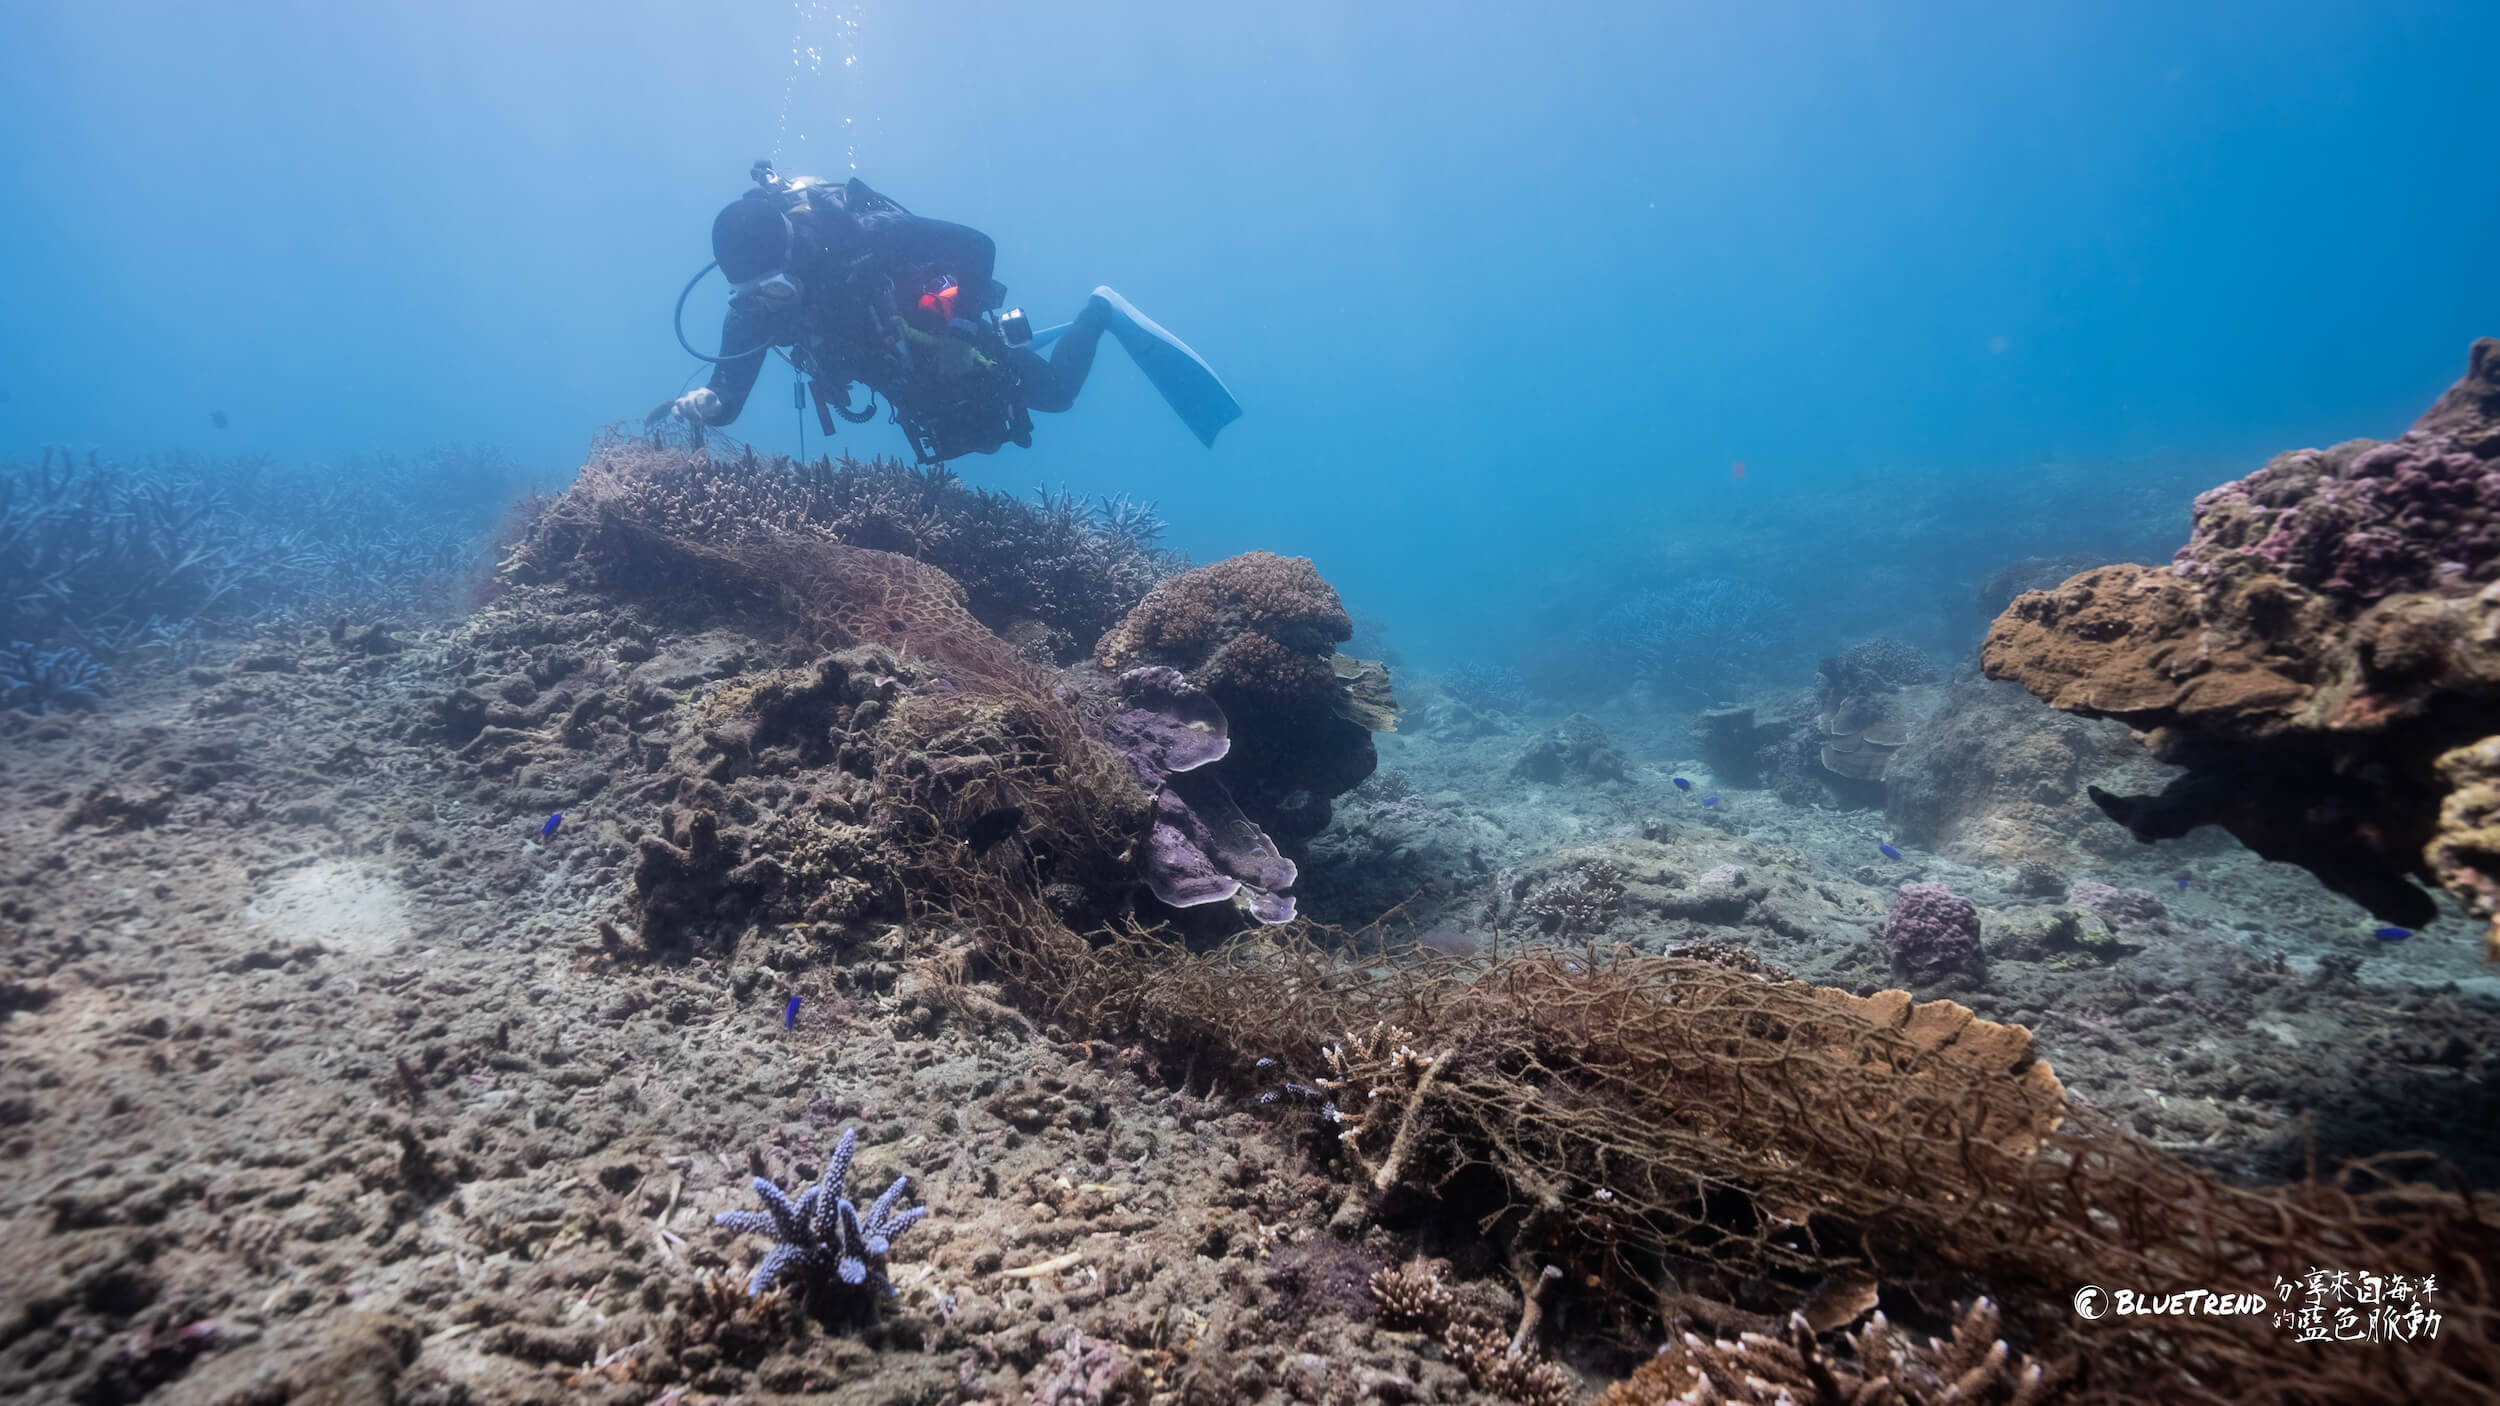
[{"left": 531, "top": 433, "right": 2496, "bottom": 1403}]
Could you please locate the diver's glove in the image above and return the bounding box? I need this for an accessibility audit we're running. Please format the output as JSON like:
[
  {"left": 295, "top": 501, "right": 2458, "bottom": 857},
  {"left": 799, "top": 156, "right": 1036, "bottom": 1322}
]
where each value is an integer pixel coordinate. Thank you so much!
[{"left": 642, "top": 387, "right": 721, "bottom": 428}]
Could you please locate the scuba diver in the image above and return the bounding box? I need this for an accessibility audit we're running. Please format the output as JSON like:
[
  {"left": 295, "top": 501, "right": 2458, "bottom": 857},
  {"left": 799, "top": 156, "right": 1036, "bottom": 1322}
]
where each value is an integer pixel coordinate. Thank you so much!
[{"left": 650, "top": 162, "right": 1241, "bottom": 464}]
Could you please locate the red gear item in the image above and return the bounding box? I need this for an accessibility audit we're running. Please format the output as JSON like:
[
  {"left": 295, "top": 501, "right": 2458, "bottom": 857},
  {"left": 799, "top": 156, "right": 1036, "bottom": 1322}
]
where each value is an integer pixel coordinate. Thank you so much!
[{"left": 917, "top": 276, "right": 960, "bottom": 325}]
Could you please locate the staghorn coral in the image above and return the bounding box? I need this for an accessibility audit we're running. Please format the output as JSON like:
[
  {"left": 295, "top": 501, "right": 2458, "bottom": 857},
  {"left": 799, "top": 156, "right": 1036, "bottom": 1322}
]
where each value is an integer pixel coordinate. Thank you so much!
[
  {"left": 2, "top": 445, "right": 521, "bottom": 663},
  {"left": 1594, "top": 578, "right": 1795, "bottom": 703},
  {"left": 1982, "top": 339, "right": 2500, "bottom": 952},
  {"left": 519, "top": 439, "right": 1169, "bottom": 660},
  {"left": 1521, "top": 859, "right": 1626, "bottom": 936},
  {"left": 1598, "top": 1299, "right": 2072, "bottom": 1406},
  {"left": 1, "top": 642, "right": 106, "bottom": 714},
  {"left": 712, "top": 1125, "right": 928, "bottom": 1308},
  {"left": 1882, "top": 881, "right": 1987, "bottom": 989},
  {"left": 2062, "top": 880, "right": 2176, "bottom": 943},
  {"left": 1443, "top": 658, "right": 1532, "bottom": 714},
  {"left": 1365, "top": 1263, "right": 1573, "bottom": 1406},
  {"left": 1369, "top": 1265, "right": 1457, "bottom": 1333},
  {"left": 1442, "top": 1317, "right": 1575, "bottom": 1406}
]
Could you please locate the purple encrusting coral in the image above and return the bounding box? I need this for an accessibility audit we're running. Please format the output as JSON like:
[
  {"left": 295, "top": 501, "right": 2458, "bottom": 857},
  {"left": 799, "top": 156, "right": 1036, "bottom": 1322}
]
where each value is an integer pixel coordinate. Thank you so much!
[
  {"left": 714, "top": 1126, "right": 927, "bottom": 1302},
  {"left": 1882, "top": 881, "right": 1986, "bottom": 988},
  {"left": 1095, "top": 665, "right": 1299, "bottom": 923},
  {"left": 2175, "top": 338, "right": 2500, "bottom": 605}
]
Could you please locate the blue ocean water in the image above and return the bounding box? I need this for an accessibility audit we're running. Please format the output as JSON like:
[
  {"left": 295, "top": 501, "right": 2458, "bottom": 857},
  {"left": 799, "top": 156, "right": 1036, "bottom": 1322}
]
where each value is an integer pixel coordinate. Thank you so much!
[{"left": 2, "top": 1, "right": 2495, "bottom": 665}]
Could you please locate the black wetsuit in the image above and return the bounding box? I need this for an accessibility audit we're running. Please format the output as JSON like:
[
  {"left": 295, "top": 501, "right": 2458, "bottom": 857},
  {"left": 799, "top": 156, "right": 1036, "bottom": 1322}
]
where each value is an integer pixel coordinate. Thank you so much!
[{"left": 699, "top": 177, "right": 1006, "bottom": 426}]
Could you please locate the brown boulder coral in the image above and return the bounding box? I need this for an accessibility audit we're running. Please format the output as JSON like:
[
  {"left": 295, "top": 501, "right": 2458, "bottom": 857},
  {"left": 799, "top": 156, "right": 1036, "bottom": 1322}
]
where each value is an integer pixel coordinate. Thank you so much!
[
  {"left": 1982, "top": 339, "right": 2500, "bottom": 955},
  {"left": 1096, "top": 550, "right": 1392, "bottom": 840}
]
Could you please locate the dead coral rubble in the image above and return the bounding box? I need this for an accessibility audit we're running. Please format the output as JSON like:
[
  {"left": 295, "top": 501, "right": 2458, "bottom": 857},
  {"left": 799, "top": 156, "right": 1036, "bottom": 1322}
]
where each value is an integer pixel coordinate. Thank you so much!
[
  {"left": 1984, "top": 339, "right": 2500, "bottom": 953},
  {"left": 1598, "top": 1298, "right": 2072, "bottom": 1406}
]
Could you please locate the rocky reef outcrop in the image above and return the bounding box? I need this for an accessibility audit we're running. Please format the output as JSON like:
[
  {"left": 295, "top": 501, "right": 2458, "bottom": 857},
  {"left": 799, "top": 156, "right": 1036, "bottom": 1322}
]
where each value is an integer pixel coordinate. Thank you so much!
[
  {"left": 1982, "top": 339, "right": 2500, "bottom": 954},
  {"left": 1095, "top": 550, "right": 1392, "bottom": 843},
  {"left": 1882, "top": 670, "right": 2177, "bottom": 869}
]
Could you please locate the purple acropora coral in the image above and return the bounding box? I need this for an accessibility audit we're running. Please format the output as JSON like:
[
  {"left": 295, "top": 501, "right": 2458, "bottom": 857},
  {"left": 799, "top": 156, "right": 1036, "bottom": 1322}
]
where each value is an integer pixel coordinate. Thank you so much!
[
  {"left": 2175, "top": 338, "right": 2500, "bottom": 605},
  {"left": 1882, "top": 881, "right": 1986, "bottom": 988},
  {"left": 1095, "top": 666, "right": 1298, "bottom": 923}
]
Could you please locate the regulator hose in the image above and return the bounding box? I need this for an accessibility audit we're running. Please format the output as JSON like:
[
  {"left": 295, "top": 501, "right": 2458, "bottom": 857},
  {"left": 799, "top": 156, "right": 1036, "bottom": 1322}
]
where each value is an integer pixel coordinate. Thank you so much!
[{"left": 671, "top": 261, "right": 778, "bottom": 364}]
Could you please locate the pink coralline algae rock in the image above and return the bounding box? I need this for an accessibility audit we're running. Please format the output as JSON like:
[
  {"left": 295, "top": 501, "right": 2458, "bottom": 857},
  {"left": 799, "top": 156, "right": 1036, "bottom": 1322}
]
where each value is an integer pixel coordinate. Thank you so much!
[
  {"left": 1882, "top": 881, "right": 1986, "bottom": 989},
  {"left": 2177, "top": 339, "right": 2500, "bottom": 605}
]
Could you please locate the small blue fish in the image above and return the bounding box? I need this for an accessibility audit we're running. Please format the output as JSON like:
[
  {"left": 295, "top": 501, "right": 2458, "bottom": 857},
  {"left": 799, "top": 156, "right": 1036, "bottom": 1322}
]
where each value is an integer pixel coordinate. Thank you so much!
[
  {"left": 1673, "top": 777, "right": 1691, "bottom": 791},
  {"left": 2177, "top": 878, "right": 2189, "bottom": 891},
  {"left": 540, "top": 813, "right": 562, "bottom": 839},
  {"left": 783, "top": 994, "right": 802, "bottom": 1028},
  {"left": 1702, "top": 796, "right": 1719, "bottom": 808},
  {"left": 2373, "top": 926, "right": 2413, "bottom": 942},
  {"left": 1878, "top": 843, "right": 1902, "bottom": 861},
  {"left": 1258, "top": 1091, "right": 1278, "bottom": 1104},
  {"left": 1254, "top": 1057, "right": 1274, "bottom": 1068}
]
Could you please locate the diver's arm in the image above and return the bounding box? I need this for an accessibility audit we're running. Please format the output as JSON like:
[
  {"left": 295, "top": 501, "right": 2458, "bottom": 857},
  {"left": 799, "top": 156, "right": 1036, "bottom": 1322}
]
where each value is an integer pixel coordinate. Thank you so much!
[{"left": 696, "top": 301, "right": 779, "bottom": 425}]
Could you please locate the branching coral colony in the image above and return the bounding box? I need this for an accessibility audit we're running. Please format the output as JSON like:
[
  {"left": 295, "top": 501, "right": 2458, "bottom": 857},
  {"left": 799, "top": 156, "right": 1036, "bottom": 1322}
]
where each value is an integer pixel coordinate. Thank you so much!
[{"left": 713, "top": 1127, "right": 928, "bottom": 1313}]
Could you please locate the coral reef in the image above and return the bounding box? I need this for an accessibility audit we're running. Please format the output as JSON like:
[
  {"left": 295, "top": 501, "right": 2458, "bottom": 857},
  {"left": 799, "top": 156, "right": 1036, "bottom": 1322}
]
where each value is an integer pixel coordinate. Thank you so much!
[
  {"left": 509, "top": 435, "right": 1154, "bottom": 957},
  {"left": 1882, "top": 671, "right": 2176, "bottom": 868},
  {"left": 1982, "top": 339, "right": 2500, "bottom": 950},
  {"left": 1096, "top": 550, "right": 1386, "bottom": 841},
  {"left": 1881, "top": 881, "right": 1987, "bottom": 989},
  {"left": 512, "top": 440, "right": 1172, "bottom": 660},
  {"left": 1598, "top": 1299, "right": 2071, "bottom": 1406},
  {"left": 1689, "top": 703, "right": 1785, "bottom": 788},
  {"left": 0, "top": 642, "right": 106, "bottom": 714},
  {"left": 712, "top": 1125, "right": 928, "bottom": 1306},
  {"left": 1512, "top": 713, "right": 1628, "bottom": 785},
  {"left": 1812, "top": 638, "right": 1937, "bottom": 784},
  {"left": 1368, "top": 1265, "right": 1456, "bottom": 1332},
  {"left": 1, "top": 445, "right": 524, "bottom": 675},
  {"left": 1592, "top": 578, "right": 1795, "bottom": 704},
  {"left": 654, "top": 454, "right": 1177, "bottom": 661},
  {"left": 13, "top": 420, "right": 2500, "bottom": 1406},
  {"left": 1442, "top": 659, "right": 1531, "bottom": 714},
  {"left": 1364, "top": 1263, "right": 1573, "bottom": 1406},
  {"left": 1520, "top": 858, "right": 1627, "bottom": 935}
]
